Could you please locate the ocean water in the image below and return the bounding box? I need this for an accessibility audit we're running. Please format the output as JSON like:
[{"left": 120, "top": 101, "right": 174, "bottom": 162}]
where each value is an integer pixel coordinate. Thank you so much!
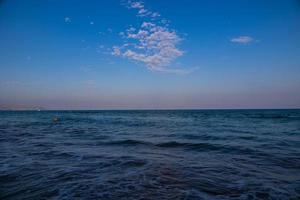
[{"left": 0, "top": 110, "right": 299, "bottom": 200}]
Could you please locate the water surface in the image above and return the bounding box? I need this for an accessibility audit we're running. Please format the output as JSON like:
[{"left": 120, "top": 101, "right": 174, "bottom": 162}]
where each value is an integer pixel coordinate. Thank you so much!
[{"left": 0, "top": 110, "right": 300, "bottom": 199}]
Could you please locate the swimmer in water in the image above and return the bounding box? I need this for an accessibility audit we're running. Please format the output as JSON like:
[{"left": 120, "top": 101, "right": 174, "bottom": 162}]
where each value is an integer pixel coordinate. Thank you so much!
[{"left": 53, "top": 117, "right": 59, "bottom": 122}]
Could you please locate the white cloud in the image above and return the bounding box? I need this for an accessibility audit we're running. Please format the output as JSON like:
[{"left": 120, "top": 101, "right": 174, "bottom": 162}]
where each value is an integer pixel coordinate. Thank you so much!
[
  {"left": 138, "top": 8, "right": 148, "bottom": 15},
  {"left": 112, "top": 46, "right": 121, "bottom": 56},
  {"left": 64, "top": 17, "right": 71, "bottom": 23},
  {"left": 130, "top": 1, "right": 144, "bottom": 9},
  {"left": 154, "top": 67, "right": 197, "bottom": 75},
  {"left": 151, "top": 12, "right": 160, "bottom": 18},
  {"left": 115, "top": 22, "right": 183, "bottom": 70},
  {"left": 230, "top": 36, "right": 254, "bottom": 44},
  {"left": 113, "top": 1, "right": 186, "bottom": 72},
  {"left": 127, "top": 0, "right": 160, "bottom": 19}
]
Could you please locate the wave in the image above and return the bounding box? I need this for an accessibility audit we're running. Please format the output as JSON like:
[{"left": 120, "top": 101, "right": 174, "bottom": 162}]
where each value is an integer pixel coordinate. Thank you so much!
[
  {"left": 100, "top": 140, "right": 267, "bottom": 157},
  {"left": 250, "top": 114, "right": 300, "bottom": 120},
  {"left": 104, "top": 139, "right": 151, "bottom": 146},
  {"left": 101, "top": 139, "right": 222, "bottom": 151},
  {"left": 156, "top": 141, "right": 222, "bottom": 151}
]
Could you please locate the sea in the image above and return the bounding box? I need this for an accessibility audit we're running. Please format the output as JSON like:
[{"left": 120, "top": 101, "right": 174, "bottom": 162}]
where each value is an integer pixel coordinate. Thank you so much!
[{"left": 0, "top": 110, "right": 299, "bottom": 200}]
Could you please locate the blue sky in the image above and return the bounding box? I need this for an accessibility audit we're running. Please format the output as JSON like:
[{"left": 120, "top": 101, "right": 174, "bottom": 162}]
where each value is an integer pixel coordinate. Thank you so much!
[{"left": 0, "top": 0, "right": 300, "bottom": 109}]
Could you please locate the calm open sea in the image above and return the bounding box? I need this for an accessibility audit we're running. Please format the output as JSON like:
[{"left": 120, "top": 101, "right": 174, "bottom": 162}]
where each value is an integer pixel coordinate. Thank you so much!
[{"left": 0, "top": 110, "right": 299, "bottom": 199}]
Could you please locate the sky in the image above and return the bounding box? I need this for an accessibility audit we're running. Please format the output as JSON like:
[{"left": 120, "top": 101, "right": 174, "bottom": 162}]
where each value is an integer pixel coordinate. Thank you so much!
[{"left": 0, "top": 0, "right": 300, "bottom": 109}]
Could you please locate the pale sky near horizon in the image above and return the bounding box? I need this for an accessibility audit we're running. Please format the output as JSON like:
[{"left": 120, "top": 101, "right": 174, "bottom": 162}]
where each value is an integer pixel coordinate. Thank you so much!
[{"left": 0, "top": 0, "right": 300, "bottom": 109}]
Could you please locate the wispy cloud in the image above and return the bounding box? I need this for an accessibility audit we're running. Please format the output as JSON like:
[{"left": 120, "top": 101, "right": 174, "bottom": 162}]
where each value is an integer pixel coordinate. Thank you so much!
[
  {"left": 113, "top": 22, "right": 183, "bottom": 70},
  {"left": 126, "top": 0, "right": 160, "bottom": 18},
  {"left": 230, "top": 36, "right": 254, "bottom": 44},
  {"left": 64, "top": 17, "right": 71, "bottom": 23},
  {"left": 113, "top": 1, "right": 187, "bottom": 73},
  {"left": 154, "top": 67, "right": 198, "bottom": 75}
]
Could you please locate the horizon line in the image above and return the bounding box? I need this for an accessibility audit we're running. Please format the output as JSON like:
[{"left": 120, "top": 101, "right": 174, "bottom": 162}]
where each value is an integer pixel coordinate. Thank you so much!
[{"left": 1, "top": 108, "right": 299, "bottom": 111}]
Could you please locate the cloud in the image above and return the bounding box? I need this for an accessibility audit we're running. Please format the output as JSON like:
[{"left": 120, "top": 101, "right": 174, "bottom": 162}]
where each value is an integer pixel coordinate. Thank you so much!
[
  {"left": 115, "top": 22, "right": 183, "bottom": 70},
  {"left": 64, "top": 17, "right": 71, "bottom": 23},
  {"left": 230, "top": 36, "right": 254, "bottom": 44},
  {"left": 130, "top": 1, "right": 144, "bottom": 9},
  {"left": 113, "top": 1, "right": 186, "bottom": 73},
  {"left": 112, "top": 46, "right": 121, "bottom": 56},
  {"left": 127, "top": 0, "right": 160, "bottom": 19},
  {"left": 154, "top": 67, "right": 198, "bottom": 75}
]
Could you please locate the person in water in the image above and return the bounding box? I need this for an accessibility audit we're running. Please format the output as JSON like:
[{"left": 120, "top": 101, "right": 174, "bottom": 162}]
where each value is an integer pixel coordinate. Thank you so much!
[{"left": 53, "top": 117, "right": 59, "bottom": 122}]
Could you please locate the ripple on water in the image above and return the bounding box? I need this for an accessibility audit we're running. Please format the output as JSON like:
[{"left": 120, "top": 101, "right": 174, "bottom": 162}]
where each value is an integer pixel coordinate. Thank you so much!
[{"left": 0, "top": 110, "right": 300, "bottom": 199}]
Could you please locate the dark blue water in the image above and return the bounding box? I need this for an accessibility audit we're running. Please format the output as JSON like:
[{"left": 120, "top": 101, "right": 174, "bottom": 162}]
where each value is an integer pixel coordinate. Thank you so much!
[{"left": 0, "top": 110, "right": 300, "bottom": 200}]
